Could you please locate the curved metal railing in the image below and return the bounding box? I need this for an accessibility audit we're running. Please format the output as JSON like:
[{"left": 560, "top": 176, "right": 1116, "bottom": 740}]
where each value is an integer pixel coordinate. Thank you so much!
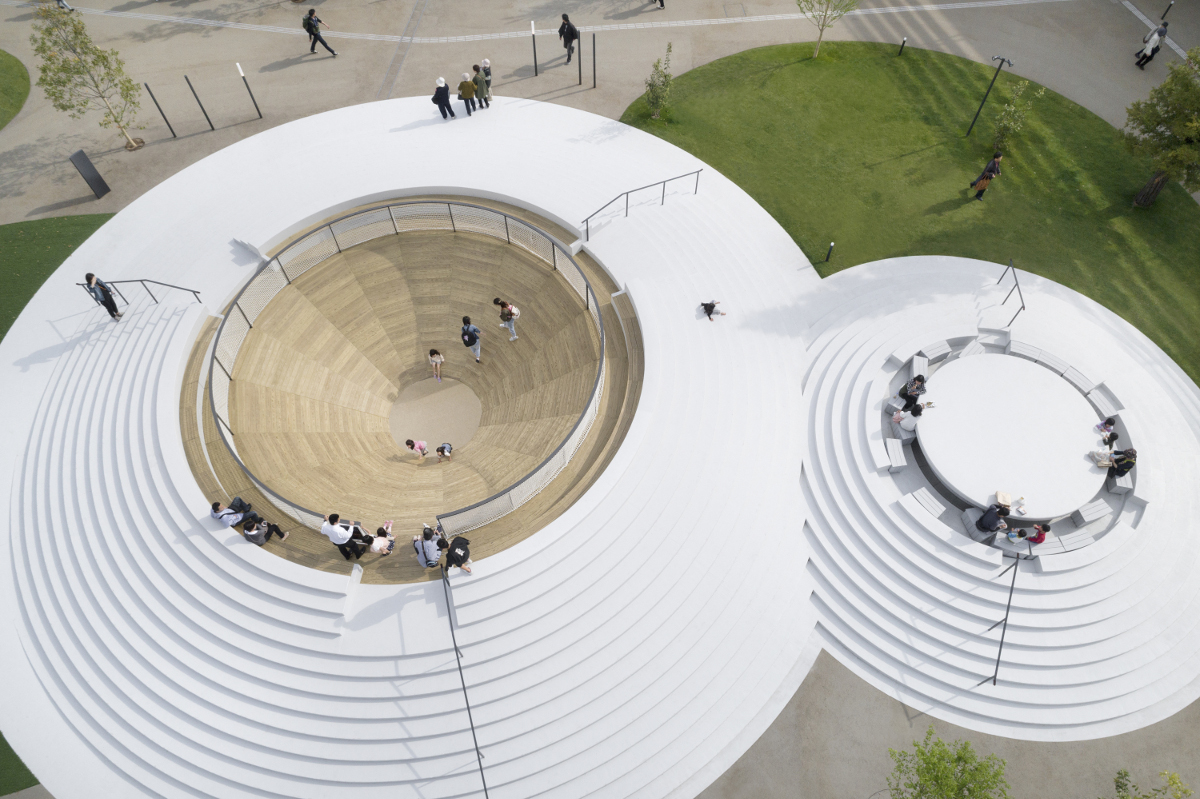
[{"left": 207, "top": 201, "right": 606, "bottom": 536}]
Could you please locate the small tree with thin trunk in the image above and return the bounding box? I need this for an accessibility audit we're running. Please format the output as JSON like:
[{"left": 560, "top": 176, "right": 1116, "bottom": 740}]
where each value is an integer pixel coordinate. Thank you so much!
[
  {"left": 1101, "top": 769, "right": 1193, "bottom": 799},
  {"left": 887, "top": 727, "right": 1010, "bottom": 799},
  {"left": 795, "top": 0, "right": 861, "bottom": 58},
  {"left": 1124, "top": 45, "right": 1199, "bottom": 208},
  {"left": 993, "top": 80, "right": 1045, "bottom": 151},
  {"left": 30, "top": 3, "right": 143, "bottom": 150},
  {"left": 645, "top": 42, "right": 673, "bottom": 121}
]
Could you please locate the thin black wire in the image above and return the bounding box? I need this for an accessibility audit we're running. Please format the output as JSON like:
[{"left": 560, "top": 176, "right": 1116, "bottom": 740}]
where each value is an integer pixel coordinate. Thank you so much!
[{"left": 441, "top": 567, "right": 490, "bottom": 798}]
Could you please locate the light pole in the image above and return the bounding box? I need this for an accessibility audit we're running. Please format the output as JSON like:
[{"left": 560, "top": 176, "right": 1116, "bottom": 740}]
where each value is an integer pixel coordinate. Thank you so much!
[{"left": 966, "top": 56, "right": 1012, "bottom": 138}]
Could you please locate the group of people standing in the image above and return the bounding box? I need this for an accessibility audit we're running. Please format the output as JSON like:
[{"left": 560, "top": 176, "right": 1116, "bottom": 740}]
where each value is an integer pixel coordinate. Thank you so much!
[{"left": 432, "top": 62, "right": 493, "bottom": 119}]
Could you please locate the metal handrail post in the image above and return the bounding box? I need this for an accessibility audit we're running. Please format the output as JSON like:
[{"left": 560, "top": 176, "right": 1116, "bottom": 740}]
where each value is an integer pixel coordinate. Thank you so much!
[
  {"left": 585, "top": 219, "right": 590, "bottom": 241},
  {"left": 141, "top": 280, "right": 158, "bottom": 303},
  {"left": 624, "top": 192, "right": 628, "bottom": 217},
  {"left": 695, "top": 170, "right": 700, "bottom": 193},
  {"left": 448, "top": 203, "right": 457, "bottom": 232},
  {"left": 80, "top": 285, "right": 101, "bottom": 306},
  {"left": 662, "top": 182, "right": 666, "bottom": 205},
  {"left": 330, "top": 224, "right": 341, "bottom": 253},
  {"left": 191, "top": 290, "right": 202, "bottom": 304},
  {"left": 504, "top": 216, "right": 511, "bottom": 243},
  {"left": 111, "top": 283, "right": 129, "bottom": 304},
  {"left": 1002, "top": 283, "right": 1018, "bottom": 306},
  {"left": 1008, "top": 305, "right": 1024, "bottom": 328},
  {"left": 236, "top": 303, "right": 253, "bottom": 329},
  {"left": 989, "top": 558, "right": 1020, "bottom": 686},
  {"left": 214, "top": 356, "right": 233, "bottom": 381},
  {"left": 441, "top": 568, "right": 490, "bottom": 798}
]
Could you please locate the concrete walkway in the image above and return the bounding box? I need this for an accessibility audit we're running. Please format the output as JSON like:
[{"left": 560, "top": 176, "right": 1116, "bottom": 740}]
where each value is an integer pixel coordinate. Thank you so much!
[
  {"left": 0, "top": 0, "right": 1193, "bottom": 225},
  {"left": 699, "top": 651, "right": 1200, "bottom": 799}
]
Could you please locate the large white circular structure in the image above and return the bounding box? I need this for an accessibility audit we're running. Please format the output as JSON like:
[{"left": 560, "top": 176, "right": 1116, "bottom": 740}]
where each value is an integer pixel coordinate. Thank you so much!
[
  {"left": 918, "top": 353, "right": 1107, "bottom": 519},
  {"left": 1, "top": 97, "right": 1199, "bottom": 799}
]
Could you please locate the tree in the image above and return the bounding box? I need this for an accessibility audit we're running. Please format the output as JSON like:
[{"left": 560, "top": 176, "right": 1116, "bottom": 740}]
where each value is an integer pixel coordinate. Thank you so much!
[
  {"left": 1102, "top": 769, "right": 1193, "bottom": 799},
  {"left": 30, "top": 3, "right": 143, "bottom": 150},
  {"left": 887, "top": 727, "right": 1009, "bottom": 799},
  {"left": 795, "top": 0, "right": 861, "bottom": 58},
  {"left": 993, "top": 80, "right": 1045, "bottom": 151},
  {"left": 645, "top": 42, "right": 673, "bottom": 121},
  {"left": 1124, "top": 46, "right": 1200, "bottom": 207}
]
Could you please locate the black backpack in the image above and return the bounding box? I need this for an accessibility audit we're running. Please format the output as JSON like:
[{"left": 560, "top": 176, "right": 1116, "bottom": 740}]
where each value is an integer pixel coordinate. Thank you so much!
[
  {"left": 461, "top": 325, "right": 478, "bottom": 347},
  {"left": 302, "top": 15, "right": 316, "bottom": 33}
]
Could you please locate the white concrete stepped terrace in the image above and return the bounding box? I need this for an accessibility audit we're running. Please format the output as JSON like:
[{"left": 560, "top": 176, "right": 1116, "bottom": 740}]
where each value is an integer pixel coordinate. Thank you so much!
[
  {"left": 800, "top": 256, "right": 1200, "bottom": 738},
  {"left": 0, "top": 97, "right": 822, "bottom": 799}
]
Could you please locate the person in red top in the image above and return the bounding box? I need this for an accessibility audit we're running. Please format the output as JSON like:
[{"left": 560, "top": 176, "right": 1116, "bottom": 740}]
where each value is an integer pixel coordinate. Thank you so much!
[{"left": 1008, "top": 523, "right": 1049, "bottom": 545}]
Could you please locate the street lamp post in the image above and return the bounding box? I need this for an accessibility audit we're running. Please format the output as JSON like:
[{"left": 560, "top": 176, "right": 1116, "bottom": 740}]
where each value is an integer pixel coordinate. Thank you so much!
[{"left": 966, "top": 56, "right": 1012, "bottom": 138}]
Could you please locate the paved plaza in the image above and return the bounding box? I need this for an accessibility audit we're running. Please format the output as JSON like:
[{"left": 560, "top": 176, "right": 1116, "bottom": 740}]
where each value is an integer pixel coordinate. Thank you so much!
[{"left": 0, "top": 0, "right": 1197, "bottom": 225}]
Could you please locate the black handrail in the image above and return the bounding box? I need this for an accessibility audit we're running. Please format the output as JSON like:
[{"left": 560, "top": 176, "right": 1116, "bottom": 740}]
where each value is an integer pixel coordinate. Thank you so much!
[
  {"left": 79, "top": 279, "right": 202, "bottom": 307},
  {"left": 207, "top": 200, "right": 606, "bottom": 534},
  {"left": 976, "top": 555, "right": 1020, "bottom": 687},
  {"left": 582, "top": 169, "right": 702, "bottom": 241},
  {"left": 995, "top": 259, "right": 1025, "bottom": 328},
  {"left": 441, "top": 567, "right": 489, "bottom": 798}
]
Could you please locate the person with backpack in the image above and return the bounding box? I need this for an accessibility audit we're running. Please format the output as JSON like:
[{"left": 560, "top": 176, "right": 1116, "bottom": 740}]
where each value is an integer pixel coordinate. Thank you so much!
[
  {"left": 558, "top": 14, "right": 578, "bottom": 65},
  {"left": 85, "top": 273, "right": 122, "bottom": 321},
  {"left": 494, "top": 297, "right": 520, "bottom": 341},
  {"left": 461, "top": 315, "right": 482, "bottom": 362},
  {"left": 431, "top": 78, "right": 455, "bottom": 120},
  {"left": 413, "top": 524, "right": 442, "bottom": 568},
  {"left": 302, "top": 9, "right": 336, "bottom": 57},
  {"left": 1136, "top": 22, "right": 1167, "bottom": 69}
]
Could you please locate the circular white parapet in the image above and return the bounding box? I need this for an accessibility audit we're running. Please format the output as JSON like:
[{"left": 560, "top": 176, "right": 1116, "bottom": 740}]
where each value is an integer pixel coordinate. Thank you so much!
[{"left": 917, "top": 353, "right": 1107, "bottom": 520}]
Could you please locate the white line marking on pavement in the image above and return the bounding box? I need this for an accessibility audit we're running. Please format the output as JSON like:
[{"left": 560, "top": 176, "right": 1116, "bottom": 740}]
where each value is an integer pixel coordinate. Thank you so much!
[
  {"left": 0, "top": 0, "right": 1076, "bottom": 43},
  {"left": 1121, "top": 0, "right": 1188, "bottom": 58}
]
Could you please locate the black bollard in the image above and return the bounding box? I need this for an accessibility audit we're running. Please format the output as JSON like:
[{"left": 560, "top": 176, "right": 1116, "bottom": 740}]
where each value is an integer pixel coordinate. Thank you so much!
[
  {"left": 237, "top": 63, "right": 262, "bottom": 120},
  {"left": 899, "top": 36, "right": 907, "bottom": 55},
  {"left": 144, "top": 82, "right": 176, "bottom": 138},
  {"left": 825, "top": 242, "right": 835, "bottom": 262},
  {"left": 532, "top": 21, "right": 539, "bottom": 76},
  {"left": 1162, "top": 0, "right": 1173, "bottom": 18},
  {"left": 185, "top": 75, "right": 215, "bottom": 131}
]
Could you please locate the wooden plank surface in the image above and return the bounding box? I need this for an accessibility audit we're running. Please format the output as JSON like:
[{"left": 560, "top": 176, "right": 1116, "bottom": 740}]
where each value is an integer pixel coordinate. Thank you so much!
[{"left": 182, "top": 198, "right": 641, "bottom": 584}]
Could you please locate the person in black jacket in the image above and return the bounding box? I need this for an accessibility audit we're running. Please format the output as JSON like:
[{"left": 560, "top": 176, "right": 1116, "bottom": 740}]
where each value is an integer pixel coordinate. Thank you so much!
[
  {"left": 558, "top": 14, "right": 578, "bottom": 65},
  {"left": 432, "top": 77, "right": 455, "bottom": 120},
  {"left": 1109, "top": 448, "right": 1137, "bottom": 478},
  {"left": 970, "top": 152, "right": 1002, "bottom": 201},
  {"left": 438, "top": 536, "right": 473, "bottom": 574},
  {"left": 976, "top": 503, "right": 1010, "bottom": 534},
  {"left": 303, "top": 9, "right": 336, "bottom": 56}
]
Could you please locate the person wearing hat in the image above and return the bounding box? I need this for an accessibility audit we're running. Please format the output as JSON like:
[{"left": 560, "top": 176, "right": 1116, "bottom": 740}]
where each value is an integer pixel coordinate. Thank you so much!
[
  {"left": 457, "top": 72, "right": 477, "bottom": 116},
  {"left": 472, "top": 65, "right": 489, "bottom": 109},
  {"left": 558, "top": 14, "right": 578, "bottom": 64},
  {"left": 481, "top": 59, "right": 493, "bottom": 100},
  {"left": 432, "top": 77, "right": 455, "bottom": 119}
]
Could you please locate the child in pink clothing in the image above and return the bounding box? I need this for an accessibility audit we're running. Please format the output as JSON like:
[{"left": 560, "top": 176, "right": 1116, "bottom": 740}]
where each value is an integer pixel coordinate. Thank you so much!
[{"left": 405, "top": 439, "right": 428, "bottom": 461}]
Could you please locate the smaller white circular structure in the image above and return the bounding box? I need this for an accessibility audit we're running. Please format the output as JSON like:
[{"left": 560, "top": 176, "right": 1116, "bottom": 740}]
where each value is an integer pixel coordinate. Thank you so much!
[{"left": 916, "top": 353, "right": 1107, "bottom": 520}]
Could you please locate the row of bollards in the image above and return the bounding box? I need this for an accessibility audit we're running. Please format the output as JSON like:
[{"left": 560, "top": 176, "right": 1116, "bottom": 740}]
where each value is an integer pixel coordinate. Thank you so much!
[{"left": 145, "top": 63, "right": 263, "bottom": 139}]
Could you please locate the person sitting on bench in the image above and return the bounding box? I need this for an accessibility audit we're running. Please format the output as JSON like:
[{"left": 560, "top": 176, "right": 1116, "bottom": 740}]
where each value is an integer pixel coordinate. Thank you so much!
[
  {"left": 899, "top": 375, "right": 926, "bottom": 412},
  {"left": 413, "top": 524, "right": 442, "bottom": 568},
  {"left": 976, "top": 503, "right": 1010, "bottom": 533},
  {"left": 1008, "top": 523, "right": 1048, "bottom": 545},
  {"left": 211, "top": 498, "right": 261, "bottom": 529},
  {"left": 439, "top": 535, "right": 473, "bottom": 574},
  {"left": 1108, "top": 448, "right": 1137, "bottom": 479},
  {"left": 896, "top": 403, "right": 925, "bottom": 431}
]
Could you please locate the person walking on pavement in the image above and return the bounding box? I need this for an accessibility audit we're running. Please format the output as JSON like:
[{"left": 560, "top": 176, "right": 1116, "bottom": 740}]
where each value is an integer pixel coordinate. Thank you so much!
[
  {"left": 462, "top": 315, "right": 482, "bottom": 362},
  {"left": 84, "top": 273, "right": 122, "bottom": 321},
  {"left": 472, "top": 65, "right": 490, "bottom": 109},
  {"left": 457, "top": 73, "right": 477, "bottom": 116},
  {"left": 1136, "top": 23, "right": 1167, "bottom": 69},
  {"left": 559, "top": 14, "right": 578, "bottom": 64},
  {"left": 481, "top": 59, "right": 493, "bottom": 100},
  {"left": 303, "top": 9, "right": 337, "bottom": 56},
  {"left": 970, "top": 152, "right": 1002, "bottom": 201},
  {"left": 494, "top": 297, "right": 520, "bottom": 341},
  {"left": 432, "top": 78, "right": 455, "bottom": 120}
]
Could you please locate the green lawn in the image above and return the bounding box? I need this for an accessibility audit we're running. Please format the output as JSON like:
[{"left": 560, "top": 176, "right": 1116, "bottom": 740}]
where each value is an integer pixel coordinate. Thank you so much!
[
  {"left": 621, "top": 42, "right": 1200, "bottom": 384},
  {"left": 0, "top": 215, "right": 114, "bottom": 342},
  {"left": 0, "top": 49, "right": 30, "bottom": 131},
  {"left": 0, "top": 730, "right": 36, "bottom": 796}
]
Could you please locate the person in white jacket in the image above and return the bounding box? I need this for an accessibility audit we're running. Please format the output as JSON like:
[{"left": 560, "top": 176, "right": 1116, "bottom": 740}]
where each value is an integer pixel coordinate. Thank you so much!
[{"left": 1136, "top": 23, "right": 1167, "bottom": 69}]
